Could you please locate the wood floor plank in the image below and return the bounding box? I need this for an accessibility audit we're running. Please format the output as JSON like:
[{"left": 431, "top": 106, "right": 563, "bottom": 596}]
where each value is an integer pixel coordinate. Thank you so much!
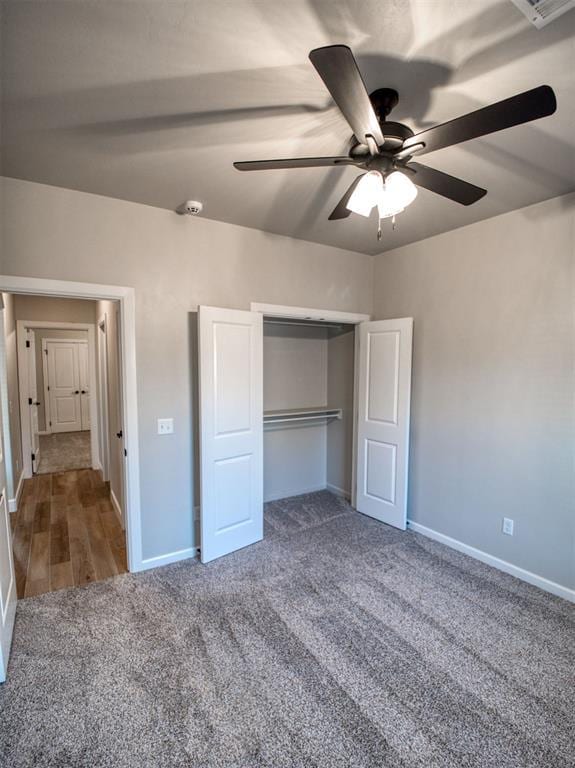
[
  {"left": 99, "top": 506, "right": 127, "bottom": 573},
  {"left": 27, "top": 531, "right": 50, "bottom": 583},
  {"left": 50, "top": 561, "right": 74, "bottom": 592},
  {"left": 67, "top": 504, "right": 97, "bottom": 587},
  {"left": 15, "top": 468, "right": 127, "bottom": 598},
  {"left": 84, "top": 506, "right": 117, "bottom": 580},
  {"left": 24, "top": 578, "right": 50, "bottom": 598},
  {"left": 13, "top": 520, "right": 33, "bottom": 599},
  {"left": 33, "top": 500, "right": 51, "bottom": 533},
  {"left": 50, "top": 518, "right": 70, "bottom": 565}
]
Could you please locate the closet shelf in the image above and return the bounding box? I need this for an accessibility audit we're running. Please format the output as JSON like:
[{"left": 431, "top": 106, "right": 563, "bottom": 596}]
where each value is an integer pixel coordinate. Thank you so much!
[{"left": 263, "top": 407, "right": 342, "bottom": 426}]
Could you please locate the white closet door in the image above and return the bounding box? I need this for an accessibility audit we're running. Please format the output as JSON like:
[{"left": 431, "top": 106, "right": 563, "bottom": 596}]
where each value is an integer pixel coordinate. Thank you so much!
[
  {"left": 46, "top": 342, "right": 82, "bottom": 433},
  {"left": 356, "top": 318, "right": 413, "bottom": 529},
  {"left": 77, "top": 342, "right": 91, "bottom": 429},
  {"left": 199, "top": 306, "right": 263, "bottom": 563},
  {"left": 0, "top": 382, "right": 17, "bottom": 682}
]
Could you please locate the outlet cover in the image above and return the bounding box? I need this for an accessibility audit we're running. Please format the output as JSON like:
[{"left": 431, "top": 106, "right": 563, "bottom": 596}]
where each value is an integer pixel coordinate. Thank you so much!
[
  {"left": 502, "top": 517, "right": 514, "bottom": 536},
  {"left": 157, "top": 418, "right": 174, "bottom": 435}
]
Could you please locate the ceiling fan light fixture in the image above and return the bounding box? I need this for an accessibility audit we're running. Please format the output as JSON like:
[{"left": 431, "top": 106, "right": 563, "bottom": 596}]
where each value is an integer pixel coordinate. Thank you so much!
[
  {"left": 346, "top": 170, "right": 383, "bottom": 217},
  {"left": 346, "top": 170, "right": 418, "bottom": 219}
]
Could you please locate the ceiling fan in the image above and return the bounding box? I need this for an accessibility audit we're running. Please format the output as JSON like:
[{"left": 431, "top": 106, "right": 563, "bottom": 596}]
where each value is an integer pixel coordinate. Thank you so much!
[{"left": 233, "top": 45, "right": 556, "bottom": 234}]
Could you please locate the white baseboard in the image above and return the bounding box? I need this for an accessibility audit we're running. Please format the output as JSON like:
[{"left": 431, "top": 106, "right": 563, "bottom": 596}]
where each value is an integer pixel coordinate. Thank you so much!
[
  {"left": 326, "top": 482, "right": 351, "bottom": 500},
  {"left": 8, "top": 471, "right": 24, "bottom": 513},
  {"left": 140, "top": 546, "right": 198, "bottom": 571},
  {"left": 264, "top": 483, "right": 327, "bottom": 503},
  {"left": 110, "top": 488, "right": 123, "bottom": 527},
  {"left": 407, "top": 520, "right": 575, "bottom": 604}
]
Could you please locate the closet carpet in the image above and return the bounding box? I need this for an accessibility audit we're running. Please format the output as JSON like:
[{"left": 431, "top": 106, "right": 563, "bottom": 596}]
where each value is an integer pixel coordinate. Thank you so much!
[{"left": 1, "top": 491, "right": 573, "bottom": 768}]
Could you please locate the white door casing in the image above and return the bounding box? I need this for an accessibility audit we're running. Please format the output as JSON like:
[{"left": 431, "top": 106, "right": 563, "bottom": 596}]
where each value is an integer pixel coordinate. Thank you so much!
[
  {"left": 0, "top": 378, "right": 17, "bottom": 683},
  {"left": 45, "top": 341, "right": 82, "bottom": 433},
  {"left": 199, "top": 306, "right": 263, "bottom": 563},
  {"left": 97, "top": 317, "right": 110, "bottom": 482},
  {"left": 27, "top": 332, "right": 41, "bottom": 473},
  {"left": 356, "top": 318, "right": 413, "bottom": 530},
  {"left": 78, "top": 342, "right": 91, "bottom": 429}
]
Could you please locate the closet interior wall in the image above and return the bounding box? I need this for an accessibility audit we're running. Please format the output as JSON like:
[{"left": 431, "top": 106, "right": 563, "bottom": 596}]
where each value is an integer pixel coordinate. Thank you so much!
[{"left": 263, "top": 319, "right": 355, "bottom": 503}]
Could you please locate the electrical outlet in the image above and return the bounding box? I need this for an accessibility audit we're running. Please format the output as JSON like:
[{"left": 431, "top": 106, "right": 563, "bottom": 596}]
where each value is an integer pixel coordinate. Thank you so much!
[
  {"left": 502, "top": 517, "right": 514, "bottom": 536},
  {"left": 157, "top": 418, "right": 174, "bottom": 435}
]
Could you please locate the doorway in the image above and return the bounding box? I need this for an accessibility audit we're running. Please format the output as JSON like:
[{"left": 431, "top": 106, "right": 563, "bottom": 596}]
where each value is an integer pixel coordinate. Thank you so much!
[
  {"left": 198, "top": 303, "right": 413, "bottom": 563},
  {"left": 0, "top": 276, "right": 142, "bottom": 682},
  {"left": 5, "top": 294, "right": 127, "bottom": 598}
]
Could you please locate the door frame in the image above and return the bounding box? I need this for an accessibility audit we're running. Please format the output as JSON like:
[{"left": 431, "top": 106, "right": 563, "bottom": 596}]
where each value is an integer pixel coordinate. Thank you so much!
[
  {"left": 41, "top": 337, "right": 89, "bottom": 434},
  {"left": 17, "top": 323, "right": 96, "bottom": 463},
  {"left": 0, "top": 276, "right": 142, "bottom": 572},
  {"left": 97, "top": 313, "right": 110, "bottom": 482},
  {"left": 250, "top": 302, "right": 370, "bottom": 508}
]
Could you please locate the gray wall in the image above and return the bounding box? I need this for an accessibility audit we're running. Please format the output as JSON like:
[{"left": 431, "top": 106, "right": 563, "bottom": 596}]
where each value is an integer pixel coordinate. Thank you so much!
[
  {"left": 13, "top": 295, "right": 96, "bottom": 324},
  {"left": 327, "top": 328, "right": 355, "bottom": 497},
  {"left": 263, "top": 324, "right": 328, "bottom": 501},
  {"left": 1, "top": 177, "right": 374, "bottom": 561},
  {"left": 96, "top": 299, "right": 124, "bottom": 519},
  {"left": 373, "top": 194, "right": 575, "bottom": 590}
]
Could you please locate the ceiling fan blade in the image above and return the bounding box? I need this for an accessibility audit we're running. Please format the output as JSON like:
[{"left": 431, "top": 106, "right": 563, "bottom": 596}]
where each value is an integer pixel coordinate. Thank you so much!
[
  {"left": 328, "top": 174, "right": 366, "bottom": 220},
  {"left": 404, "top": 162, "right": 487, "bottom": 206},
  {"left": 309, "top": 45, "right": 384, "bottom": 147},
  {"left": 402, "top": 85, "right": 556, "bottom": 156},
  {"left": 234, "top": 156, "right": 357, "bottom": 171}
]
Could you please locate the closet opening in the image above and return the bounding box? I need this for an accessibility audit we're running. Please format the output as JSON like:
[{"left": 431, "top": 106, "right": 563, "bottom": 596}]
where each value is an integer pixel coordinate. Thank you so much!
[
  {"left": 262, "top": 315, "right": 356, "bottom": 505},
  {"left": 198, "top": 304, "right": 412, "bottom": 564}
]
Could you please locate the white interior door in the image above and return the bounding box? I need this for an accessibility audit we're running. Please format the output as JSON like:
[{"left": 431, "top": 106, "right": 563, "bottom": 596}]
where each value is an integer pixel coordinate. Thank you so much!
[
  {"left": 356, "top": 318, "right": 413, "bottom": 529},
  {"left": 46, "top": 341, "right": 82, "bottom": 433},
  {"left": 199, "top": 306, "right": 263, "bottom": 563},
  {"left": 77, "top": 342, "right": 90, "bottom": 429},
  {"left": 27, "top": 332, "right": 41, "bottom": 472},
  {"left": 0, "top": 378, "right": 17, "bottom": 682}
]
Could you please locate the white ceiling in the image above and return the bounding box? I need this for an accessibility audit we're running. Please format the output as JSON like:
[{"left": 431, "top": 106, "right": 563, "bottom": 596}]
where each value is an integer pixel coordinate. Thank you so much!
[{"left": 2, "top": 0, "right": 574, "bottom": 255}]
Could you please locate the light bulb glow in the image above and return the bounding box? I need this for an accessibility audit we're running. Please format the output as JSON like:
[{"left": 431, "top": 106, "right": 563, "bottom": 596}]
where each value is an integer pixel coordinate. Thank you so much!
[
  {"left": 346, "top": 170, "right": 418, "bottom": 219},
  {"left": 347, "top": 171, "right": 383, "bottom": 217}
]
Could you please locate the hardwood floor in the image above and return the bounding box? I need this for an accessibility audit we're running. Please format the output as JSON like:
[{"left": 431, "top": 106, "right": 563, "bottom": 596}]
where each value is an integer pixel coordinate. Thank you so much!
[{"left": 11, "top": 469, "right": 127, "bottom": 599}]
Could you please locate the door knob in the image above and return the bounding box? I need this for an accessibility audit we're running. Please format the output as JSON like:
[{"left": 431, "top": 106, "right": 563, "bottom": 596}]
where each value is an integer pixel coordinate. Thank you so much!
[
  {"left": 81, "top": 390, "right": 87, "bottom": 394},
  {"left": 74, "top": 390, "right": 80, "bottom": 394}
]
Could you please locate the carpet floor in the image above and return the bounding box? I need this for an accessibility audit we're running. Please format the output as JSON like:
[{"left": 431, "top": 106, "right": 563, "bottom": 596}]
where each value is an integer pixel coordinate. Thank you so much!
[
  {"left": 37, "top": 431, "right": 92, "bottom": 474},
  {"left": 0, "top": 491, "right": 573, "bottom": 767}
]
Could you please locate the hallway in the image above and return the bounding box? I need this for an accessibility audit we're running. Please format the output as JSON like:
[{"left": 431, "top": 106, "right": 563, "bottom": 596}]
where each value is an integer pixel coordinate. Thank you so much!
[{"left": 11, "top": 469, "right": 127, "bottom": 598}]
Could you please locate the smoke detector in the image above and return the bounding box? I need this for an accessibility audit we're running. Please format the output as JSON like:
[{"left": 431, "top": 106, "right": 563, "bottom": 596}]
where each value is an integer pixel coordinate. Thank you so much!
[
  {"left": 510, "top": 0, "right": 575, "bottom": 28},
  {"left": 176, "top": 200, "right": 203, "bottom": 216}
]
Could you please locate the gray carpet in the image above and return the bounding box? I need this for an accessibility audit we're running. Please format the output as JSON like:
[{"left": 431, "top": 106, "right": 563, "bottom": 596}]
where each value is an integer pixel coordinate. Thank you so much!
[
  {"left": 1, "top": 491, "right": 574, "bottom": 767},
  {"left": 37, "top": 431, "right": 92, "bottom": 474}
]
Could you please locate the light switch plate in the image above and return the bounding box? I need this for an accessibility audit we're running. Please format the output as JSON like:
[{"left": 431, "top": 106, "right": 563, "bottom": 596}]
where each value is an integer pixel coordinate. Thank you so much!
[
  {"left": 157, "top": 418, "right": 174, "bottom": 435},
  {"left": 502, "top": 517, "right": 514, "bottom": 536}
]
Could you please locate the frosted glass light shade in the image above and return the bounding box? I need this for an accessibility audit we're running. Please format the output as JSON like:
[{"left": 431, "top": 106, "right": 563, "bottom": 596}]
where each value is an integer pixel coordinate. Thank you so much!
[
  {"left": 347, "top": 170, "right": 417, "bottom": 219},
  {"left": 347, "top": 171, "right": 383, "bottom": 217}
]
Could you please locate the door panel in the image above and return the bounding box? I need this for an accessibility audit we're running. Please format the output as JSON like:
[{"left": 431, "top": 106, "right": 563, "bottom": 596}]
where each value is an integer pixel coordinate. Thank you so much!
[
  {"left": 46, "top": 342, "right": 81, "bottom": 433},
  {"left": 199, "top": 307, "right": 263, "bottom": 563},
  {"left": 356, "top": 318, "right": 413, "bottom": 529},
  {"left": 0, "top": 376, "right": 17, "bottom": 682},
  {"left": 78, "top": 342, "right": 90, "bottom": 429}
]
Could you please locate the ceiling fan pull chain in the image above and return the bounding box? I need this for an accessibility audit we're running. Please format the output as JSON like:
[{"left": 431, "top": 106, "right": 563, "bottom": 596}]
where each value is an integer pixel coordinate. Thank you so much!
[
  {"left": 392, "top": 214, "right": 396, "bottom": 230},
  {"left": 377, "top": 216, "right": 382, "bottom": 241}
]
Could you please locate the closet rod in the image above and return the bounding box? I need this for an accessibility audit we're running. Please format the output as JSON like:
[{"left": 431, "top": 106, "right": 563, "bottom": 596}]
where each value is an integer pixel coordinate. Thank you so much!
[
  {"left": 264, "top": 409, "right": 342, "bottom": 425},
  {"left": 263, "top": 319, "right": 344, "bottom": 330}
]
